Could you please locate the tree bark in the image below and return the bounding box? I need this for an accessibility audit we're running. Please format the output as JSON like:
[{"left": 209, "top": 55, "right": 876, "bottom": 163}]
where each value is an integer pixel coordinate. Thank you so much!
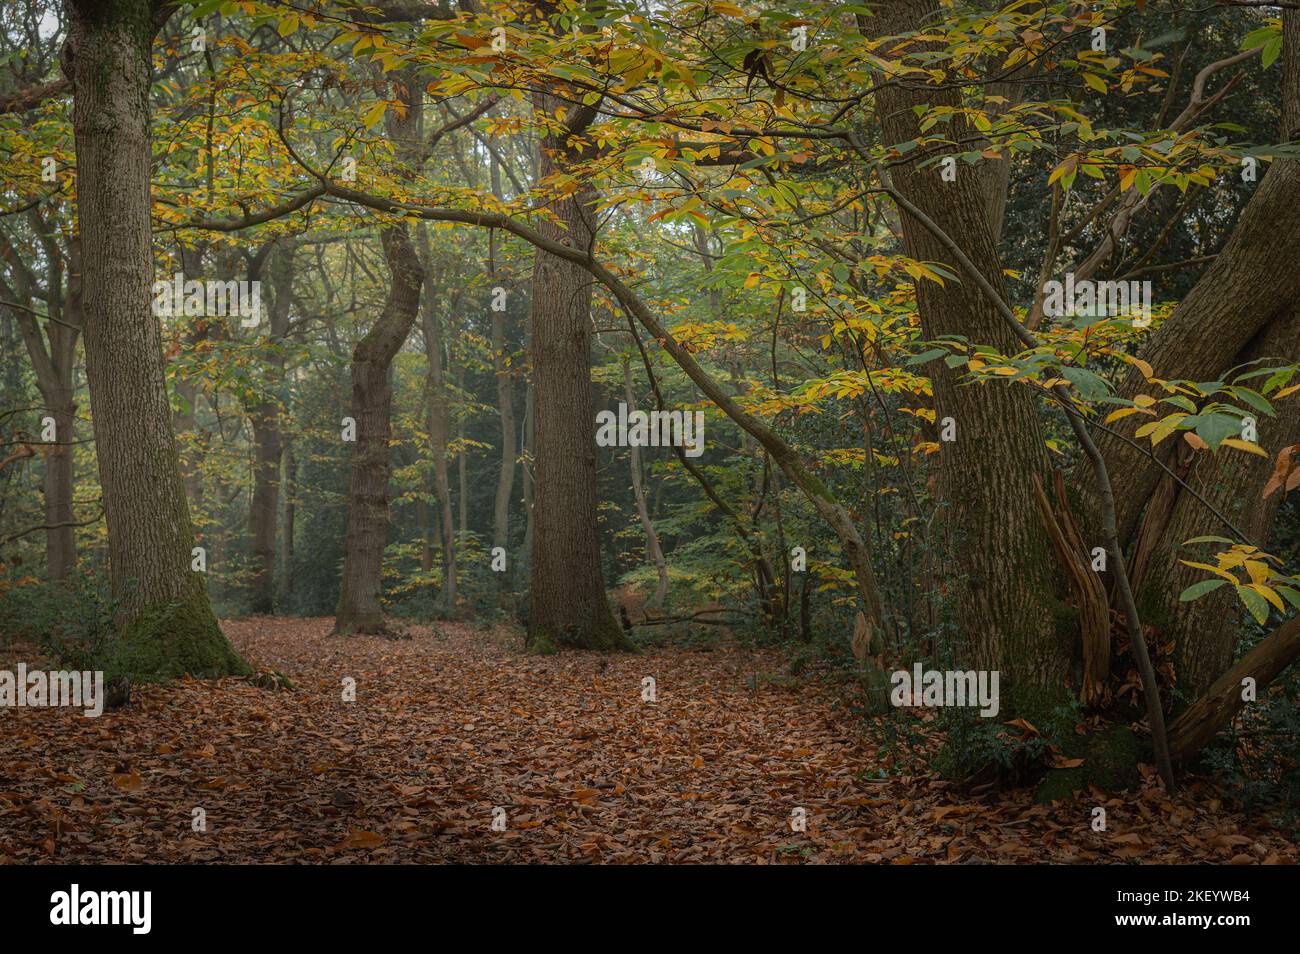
[
  {"left": 65, "top": 0, "right": 246, "bottom": 678},
  {"left": 5, "top": 229, "right": 81, "bottom": 580},
  {"left": 1082, "top": 0, "right": 1300, "bottom": 545},
  {"left": 334, "top": 226, "right": 424, "bottom": 633},
  {"left": 278, "top": 437, "right": 294, "bottom": 606},
  {"left": 1168, "top": 615, "right": 1300, "bottom": 764},
  {"left": 247, "top": 242, "right": 293, "bottom": 614},
  {"left": 623, "top": 358, "right": 669, "bottom": 610},
  {"left": 418, "top": 231, "right": 458, "bottom": 615},
  {"left": 1135, "top": 309, "right": 1300, "bottom": 701},
  {"left": 456, "top": 359, "right": 468, "bottom": 536},
  {"left": 491, "top": 305, "right": 516, "bottom": 557},
  {"left": 525, "top": 79, "right": 629, "bottom": 652},
  {"left": 863, "top": 1, "right": 1067, "bottom": 718}
]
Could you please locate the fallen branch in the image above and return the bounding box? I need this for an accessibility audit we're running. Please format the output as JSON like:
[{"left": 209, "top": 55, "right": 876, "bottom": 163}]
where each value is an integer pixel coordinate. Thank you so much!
[{"left": 1168, "top": 615, "right": 1300, "bottom": 763}]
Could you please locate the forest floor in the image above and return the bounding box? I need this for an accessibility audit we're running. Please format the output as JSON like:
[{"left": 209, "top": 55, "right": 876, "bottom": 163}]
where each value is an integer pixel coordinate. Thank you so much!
[{"left": 0, "top": 618, "right": 1295, "bottom": 864}]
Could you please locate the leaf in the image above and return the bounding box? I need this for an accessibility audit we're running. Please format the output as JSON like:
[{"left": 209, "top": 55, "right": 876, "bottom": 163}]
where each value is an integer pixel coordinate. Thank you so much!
[
  {"left": 1261, "top": 444, "right": 1298, "bottom": 500},
  {"left": 336, "top": 829, "right": 386, "bottom": 850},
  {"left": 1179, "top": 579, "right": 1226, "bottom": 602},
  {"left": 1235, "top": 585, "right": 1271, "bottom": 625},
  {"left": 111, "top": 772, "right": 144, "bottom": 792},
  {"left": 1221, "top": 438, "right": 1269, "bottom": 458},
  {"left": 1082, "top": 72, "right": 1108, "bottom": 94},
  {"left": 362, "top": 100, "right": 387, "bottom": 129}
]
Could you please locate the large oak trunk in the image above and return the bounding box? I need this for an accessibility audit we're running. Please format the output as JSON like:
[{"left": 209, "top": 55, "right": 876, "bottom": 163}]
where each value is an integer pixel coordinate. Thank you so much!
[
  {"left": 66, "top": 0, "right": 246, "bottom": 679},
  {"left": 526, "top": 115, "right": 628, "bottom": 651},
  {"left": 864, "top": 0, "right": 1067, "bottom": 720}
]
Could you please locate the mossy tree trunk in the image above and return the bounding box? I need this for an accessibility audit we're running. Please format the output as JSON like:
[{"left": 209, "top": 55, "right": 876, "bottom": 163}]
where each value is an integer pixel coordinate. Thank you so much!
[{"left": 65, "top": 0, "right": 247, "bottom": 680}]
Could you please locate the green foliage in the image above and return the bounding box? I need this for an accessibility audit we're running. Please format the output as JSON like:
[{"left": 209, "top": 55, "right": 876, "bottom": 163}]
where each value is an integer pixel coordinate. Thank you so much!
[{"left": 0, "top": 566, "right": 117, "bottom": 670}]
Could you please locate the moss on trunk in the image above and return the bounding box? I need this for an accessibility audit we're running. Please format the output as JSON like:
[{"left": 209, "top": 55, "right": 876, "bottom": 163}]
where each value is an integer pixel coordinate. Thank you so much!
[
  {"left": 104, "top": 589, "right": 249, "bottom": 682},
  {"left": 528, "top": 617, "right": 637, "bottom": 654}
]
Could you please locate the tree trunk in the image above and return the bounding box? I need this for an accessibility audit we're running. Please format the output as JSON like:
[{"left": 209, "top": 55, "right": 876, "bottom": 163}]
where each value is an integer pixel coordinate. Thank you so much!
[
  {"left": 623, "top": 359, "right": 669, "bottom": 610},
  {"left": 42, "top": 392, "right": 77, "bottom": 580},
  {"left": 491, "top": 306, "right": 516, "bottom": 556},
  {"left": 521, "top": 371, "right": 535, "bottom": 568},
  {"left": 1087, "top": 10, "right": 1300, "bottom": 707},
  {"left": 488, "top": 148, "right": 516, "bottom": 567},
  {"left": 278, "top": 437, "right": 294, "bottom": 606},
  {"left": 65, "top": 0, "right": 246, "bottom": 679},
  {"left": 456, "top": 359, "right": 468, "bottom": 536},
  {"left": 526, "top": 103, "right": 628, "bottom": 651},
  {"left": 334, "top": 226, "right": 424, "bottom": 633},
  {"left": 7, "top": 232, "right": 80, "bottom": 581},
  {"left": 247, "top": 243, "right": 293, "bottom": 614},
  {"left": 418, "top": 229, "right": 457, "bottom": 615},
  {"left": 334, "top": 67, "right": 425, "bottom": 634},
  {"left": 1168, "top": 615, "right": 1300, "bottom": 764},
  {"left": 863, "top": 1, "right": 1067, "bottom": 720},
  {"left": 1135, "top": 308, "right": 1300, "bottom": 702}
]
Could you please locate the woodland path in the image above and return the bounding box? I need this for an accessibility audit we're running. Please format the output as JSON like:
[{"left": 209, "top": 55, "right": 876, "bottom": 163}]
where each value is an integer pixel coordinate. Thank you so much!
[{"left": 0, "top": 620, "right": 1294, "bottom": 864}]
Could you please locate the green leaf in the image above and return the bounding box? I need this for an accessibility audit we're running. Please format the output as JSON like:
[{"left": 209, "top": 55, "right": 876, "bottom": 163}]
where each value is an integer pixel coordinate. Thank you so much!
[
  {"left": 1277, "top": 586, "right": 1300, "bottom": 612},
  {"left": 1193, "top": 412, "right": 1239, "bottom": 448},
  {"left": 1061, "top": 366, "right": 1111, "bottom": 401},
  {"left": 1179, "top": 578, "right": 1226, "bottom": 602},
  {"left": 1236, "top": 585, "right": 1271, "bottom": 625}
]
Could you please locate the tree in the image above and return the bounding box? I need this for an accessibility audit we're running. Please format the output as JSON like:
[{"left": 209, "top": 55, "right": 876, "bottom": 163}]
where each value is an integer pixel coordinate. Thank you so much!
[
  {"left": 64, "top": 0, "right": 246, "bottom": 679},
  {"left": 523, "top": 15, "right": 628, "bottom": 651},
  {"left": 334, "top": 69, "right": 426, "bottom": 634}
]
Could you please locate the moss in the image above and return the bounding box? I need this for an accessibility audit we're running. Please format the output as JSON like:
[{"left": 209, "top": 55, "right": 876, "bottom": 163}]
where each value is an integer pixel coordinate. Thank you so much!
[
  {"left": 1009, "top": 681, "right": 1074, "bottom": 737},
  {"left": 527, "top": 616, "right": 637, "bottom": 654},
  {"left": 526, "top": 626, "right": 561, "bottom": 655},
  {"left": 102, "top": 590, "right": 250, "bottom": 683},
  {"left": 1033, "top": 724, "right": 1142, "bottom": 804}
]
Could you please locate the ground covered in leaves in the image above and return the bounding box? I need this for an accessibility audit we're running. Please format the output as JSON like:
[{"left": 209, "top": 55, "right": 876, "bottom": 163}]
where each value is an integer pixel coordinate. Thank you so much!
[{"left": 1, "top": 619, "right": 1295, "bottom": 864}]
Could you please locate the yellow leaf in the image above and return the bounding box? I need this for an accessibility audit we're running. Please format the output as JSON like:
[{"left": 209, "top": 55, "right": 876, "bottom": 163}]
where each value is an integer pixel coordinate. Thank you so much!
[
  {"left": 1244, "top": 560, "right": 1271, "bottom": 585},
  {"left": 1179, "top": 560, "right": 1237, "bottom": 583},
  {"left": 362, "top": 100, "right": 387, "bottom": 129},
  {"left": 1221, "top": 438, "right": 1269, "bottom": 457},
  {"left": 1246, "top": 582, "right": 1285, "bottom": 612}
]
